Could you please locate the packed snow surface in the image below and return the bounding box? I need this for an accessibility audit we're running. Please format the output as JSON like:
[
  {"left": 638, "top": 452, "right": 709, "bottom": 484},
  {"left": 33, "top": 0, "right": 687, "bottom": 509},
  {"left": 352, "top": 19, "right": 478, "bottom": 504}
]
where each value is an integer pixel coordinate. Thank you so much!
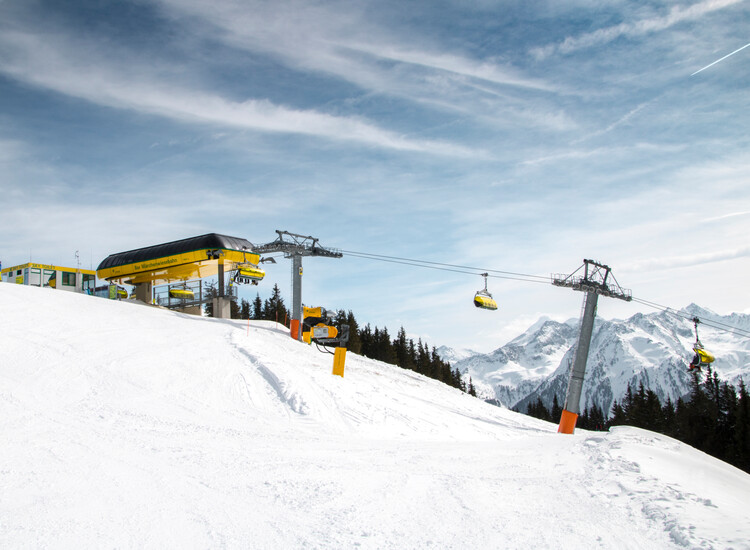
[{"left": 2, "top": 283, "right": 749, "bottom": 549}]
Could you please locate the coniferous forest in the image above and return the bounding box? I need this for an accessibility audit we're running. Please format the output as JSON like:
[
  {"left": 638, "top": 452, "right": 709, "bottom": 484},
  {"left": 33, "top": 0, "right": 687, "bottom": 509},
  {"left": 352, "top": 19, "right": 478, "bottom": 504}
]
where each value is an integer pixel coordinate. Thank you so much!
[{"left": 523, "top": 368, "right": 750, "bottom": 474}]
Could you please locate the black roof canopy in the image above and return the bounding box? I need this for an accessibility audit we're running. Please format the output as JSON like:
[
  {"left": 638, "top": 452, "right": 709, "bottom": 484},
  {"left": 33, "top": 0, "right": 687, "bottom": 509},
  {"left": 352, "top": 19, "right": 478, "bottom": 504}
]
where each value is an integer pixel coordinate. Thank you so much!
[{"left": 97, "top": 233, "right": 255, "bottom": 270}]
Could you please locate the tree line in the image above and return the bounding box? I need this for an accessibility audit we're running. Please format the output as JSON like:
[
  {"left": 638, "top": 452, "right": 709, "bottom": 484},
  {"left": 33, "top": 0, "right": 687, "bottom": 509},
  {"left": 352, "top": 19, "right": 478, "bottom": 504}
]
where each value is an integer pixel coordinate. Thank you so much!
[
  {"left": 208, "top": 284, "right": 476, "bottom": 395},
  {"left": 522, "top": 368, "right": 750, "bottom": 473}
]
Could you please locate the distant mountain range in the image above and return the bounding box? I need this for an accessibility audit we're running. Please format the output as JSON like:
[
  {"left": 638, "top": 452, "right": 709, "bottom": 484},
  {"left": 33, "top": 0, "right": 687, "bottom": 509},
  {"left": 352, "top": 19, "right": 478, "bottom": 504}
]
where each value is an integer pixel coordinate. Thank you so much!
[{"left": 442, "top": 305, "right": 750, "bottom": 416}]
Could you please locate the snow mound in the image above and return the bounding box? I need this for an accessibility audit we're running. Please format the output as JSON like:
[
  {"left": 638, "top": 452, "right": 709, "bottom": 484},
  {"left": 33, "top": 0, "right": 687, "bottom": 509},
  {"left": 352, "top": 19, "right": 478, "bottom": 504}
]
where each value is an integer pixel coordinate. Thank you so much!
[{"left": 1, "top": 283, "right": 749, "bottom": 549}]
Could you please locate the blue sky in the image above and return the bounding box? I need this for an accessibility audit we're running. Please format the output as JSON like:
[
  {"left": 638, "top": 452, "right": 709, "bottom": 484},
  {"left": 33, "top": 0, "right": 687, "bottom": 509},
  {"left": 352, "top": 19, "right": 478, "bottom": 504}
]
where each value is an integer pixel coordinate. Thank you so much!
[{"left": 1, "top": 0, "right": 748, "bottom": 352}]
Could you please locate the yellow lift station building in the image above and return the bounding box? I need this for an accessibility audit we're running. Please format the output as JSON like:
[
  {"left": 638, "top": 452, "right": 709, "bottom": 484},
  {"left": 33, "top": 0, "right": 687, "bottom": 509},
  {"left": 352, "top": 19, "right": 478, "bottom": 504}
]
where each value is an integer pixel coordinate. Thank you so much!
[
  {"left": 96, "top": 233, "right": 264, "bottom": 314},
  {"left": 1, "top": 263, "right": 96, "bottom": 293}
]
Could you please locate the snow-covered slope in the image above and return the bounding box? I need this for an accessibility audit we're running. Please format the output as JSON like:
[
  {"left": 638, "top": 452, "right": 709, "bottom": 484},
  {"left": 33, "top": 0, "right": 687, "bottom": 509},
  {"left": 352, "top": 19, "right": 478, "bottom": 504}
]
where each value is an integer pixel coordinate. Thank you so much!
[
  {"left": 2, "top": 283, "right": 750, "bottom": 549},
  {"left": 451, "top": 307, "right": 750, "bottom": 415}
]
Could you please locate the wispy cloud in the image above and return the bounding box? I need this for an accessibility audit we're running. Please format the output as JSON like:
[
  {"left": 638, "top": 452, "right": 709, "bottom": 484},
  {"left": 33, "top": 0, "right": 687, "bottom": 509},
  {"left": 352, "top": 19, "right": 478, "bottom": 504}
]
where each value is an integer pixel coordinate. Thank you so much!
[
  {"left": 0, "top": 30, "right": 482, "bottom": 157},
  {"left": 628, "top": 246, "right": 750, "bottom": 272},
  {"left": 703, "top": 211, "right": 750, "bottom": 223},
  {"left": 344, "top": 43, "right": 555, "bottom": 93},
  {"left": 149, "top": 0, "right": 562, "bottom": 127},
  {"left": 531, "top": 0, "right": 744, "bottom": 60}
]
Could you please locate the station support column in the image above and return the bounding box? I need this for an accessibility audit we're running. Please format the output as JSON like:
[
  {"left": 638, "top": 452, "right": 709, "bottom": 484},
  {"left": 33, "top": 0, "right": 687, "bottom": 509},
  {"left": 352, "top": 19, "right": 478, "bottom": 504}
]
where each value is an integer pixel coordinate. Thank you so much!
[
  {"left": 213, "top": 261, "right": 231, "bottom": 319},
  {"left": 134, "top": 282, "right": 153, "bottom": 304}
]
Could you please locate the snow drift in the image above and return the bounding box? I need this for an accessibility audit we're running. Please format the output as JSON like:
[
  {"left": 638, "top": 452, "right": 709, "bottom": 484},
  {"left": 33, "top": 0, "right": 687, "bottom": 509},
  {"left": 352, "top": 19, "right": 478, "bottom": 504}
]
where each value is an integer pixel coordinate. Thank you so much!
[{"left": 1, "top": 283, "right": 749, "bottom": 549}]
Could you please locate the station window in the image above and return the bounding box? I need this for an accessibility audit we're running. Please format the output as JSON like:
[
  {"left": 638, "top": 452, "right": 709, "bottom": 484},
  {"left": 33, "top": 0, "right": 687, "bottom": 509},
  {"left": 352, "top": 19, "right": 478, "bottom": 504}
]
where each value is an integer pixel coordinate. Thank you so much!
[
  {"left": 82, "top": 274, "right": 95, "bottom": 293},
  {"left": 62, "top": 272, "right": 76, "bottom": 286},
  {"left": 43, "top": 270, "right": 55, "bottom": 287},
  {"left": 30, "top": 268, "right": 42, "bottom": 286}
]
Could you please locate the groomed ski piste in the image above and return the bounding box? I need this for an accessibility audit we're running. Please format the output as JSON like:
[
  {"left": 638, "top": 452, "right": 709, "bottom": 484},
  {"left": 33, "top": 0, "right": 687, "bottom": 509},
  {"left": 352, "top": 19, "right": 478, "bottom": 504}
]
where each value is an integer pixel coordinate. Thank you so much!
[{"left": 2, "top": 283, "right": 749, "bottom": 549}]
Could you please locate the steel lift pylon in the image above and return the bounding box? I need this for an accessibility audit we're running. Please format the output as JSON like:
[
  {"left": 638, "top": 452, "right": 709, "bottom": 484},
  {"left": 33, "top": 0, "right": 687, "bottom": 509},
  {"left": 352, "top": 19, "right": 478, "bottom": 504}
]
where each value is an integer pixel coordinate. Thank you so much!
[
  {"left": 253, "top": 230, "right": 342, "bottom": 340},
  {"left": 552, "top": 260, "right": 632, "bottom": 434}
]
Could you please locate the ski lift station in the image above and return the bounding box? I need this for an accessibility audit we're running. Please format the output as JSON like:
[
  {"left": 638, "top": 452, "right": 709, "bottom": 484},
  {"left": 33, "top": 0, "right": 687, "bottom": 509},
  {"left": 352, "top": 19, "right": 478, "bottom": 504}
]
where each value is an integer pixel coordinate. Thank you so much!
[{"left": 96, "top": 233, "right": 265, "bottom": 317}]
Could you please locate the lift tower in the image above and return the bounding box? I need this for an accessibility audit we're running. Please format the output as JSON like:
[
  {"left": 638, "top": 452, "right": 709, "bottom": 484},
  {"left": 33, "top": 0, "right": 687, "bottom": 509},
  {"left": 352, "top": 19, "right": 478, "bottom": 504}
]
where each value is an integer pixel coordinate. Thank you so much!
[
  {"left": 253, "top": 230, "right": 342, "bottom": 340},
  {"left": 552, "top": 260, "right": 632, "bottom": 434}
]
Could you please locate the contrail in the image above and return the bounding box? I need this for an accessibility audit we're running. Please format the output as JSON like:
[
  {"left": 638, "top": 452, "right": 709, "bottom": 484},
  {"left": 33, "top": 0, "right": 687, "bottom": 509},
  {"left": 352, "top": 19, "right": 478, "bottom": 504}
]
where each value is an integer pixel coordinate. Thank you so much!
[{"left": 692, "top": 42, "right": 750, "bottom": 76}]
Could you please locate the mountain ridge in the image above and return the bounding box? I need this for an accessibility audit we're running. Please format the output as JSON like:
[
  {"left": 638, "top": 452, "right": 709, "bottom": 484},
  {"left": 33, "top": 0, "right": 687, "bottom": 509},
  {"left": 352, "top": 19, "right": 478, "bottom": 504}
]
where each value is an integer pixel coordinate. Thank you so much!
[{"left": 444, "top": 305, "right": 750, "bottom": 415}]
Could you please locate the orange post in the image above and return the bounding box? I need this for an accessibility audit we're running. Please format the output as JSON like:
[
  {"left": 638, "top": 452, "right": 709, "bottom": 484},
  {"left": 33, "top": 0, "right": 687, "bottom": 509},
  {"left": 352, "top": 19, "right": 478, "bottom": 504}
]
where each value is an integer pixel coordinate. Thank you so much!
[
  {"left": 290, "top": 319, "right": 300, "bottom": 340},
  {"left": 558, "top": 409, "right": 578, "bottom": 434}
]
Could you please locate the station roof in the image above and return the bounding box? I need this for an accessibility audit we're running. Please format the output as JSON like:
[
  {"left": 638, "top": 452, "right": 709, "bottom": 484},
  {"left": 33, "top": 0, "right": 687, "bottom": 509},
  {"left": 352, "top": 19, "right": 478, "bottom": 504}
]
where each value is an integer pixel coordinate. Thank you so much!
[
  {"left": 1, "top": 262, "right": 96, "bottom": 275},
  {"left": 97, "top": 233, "right": 261, "bottom": 285}
]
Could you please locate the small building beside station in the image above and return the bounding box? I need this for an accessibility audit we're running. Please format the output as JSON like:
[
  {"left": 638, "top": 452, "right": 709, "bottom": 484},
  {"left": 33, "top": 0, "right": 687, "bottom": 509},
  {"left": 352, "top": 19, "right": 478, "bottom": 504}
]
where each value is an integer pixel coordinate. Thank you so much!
[{"left": 1, "top": 262, "right": 96, "bottom": 294}]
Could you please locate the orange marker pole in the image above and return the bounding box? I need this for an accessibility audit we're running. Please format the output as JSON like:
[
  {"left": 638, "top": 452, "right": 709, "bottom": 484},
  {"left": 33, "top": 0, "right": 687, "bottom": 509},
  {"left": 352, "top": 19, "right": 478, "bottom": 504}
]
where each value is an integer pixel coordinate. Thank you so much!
[
  {"left": 290, "top": 319, "right": 300, "bottom": 340},
  {"left": 558, "top": 409, "right": 578, "bottom": 434}
]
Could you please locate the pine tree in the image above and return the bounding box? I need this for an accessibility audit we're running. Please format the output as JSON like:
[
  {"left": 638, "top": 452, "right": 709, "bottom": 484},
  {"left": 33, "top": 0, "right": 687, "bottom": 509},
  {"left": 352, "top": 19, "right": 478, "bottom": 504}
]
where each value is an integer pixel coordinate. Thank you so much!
[
  {"left": 345, "top": 311, "right": 361, "bottom": 354},
  {"left": 230, "top": 296, "right": 241, "bottom": 319},
  {"left": 262, "top": 284, "right": 289, "bottom": 325},
  {"left": 609, "top": 399, "right": 626, "bottom": 427},
  {"left": 586, "top": 403, "right": 606, "bottom": 431},
  {"left": 408, "top": 339, "right": 417, "bottom": 372},
  {"left": 661, "top": 397, "right": 676, "bottom": 437},
  {"left": 378, "top": 326, "right": 397, "bottom": 364},
  {"left": 551, "top": 394, "right": 562, "bottom": 422},
  {"left": 240, "top": 298, "right": 251, "bottom": 320},
  {"left": 393, "top": 327, "right": 412, "bottom": 370},
  {"left": 429, "top": 346, "right": 443, "bottom": 380},
  {"left": 416, "top": 339, "right": 430, "bottom": 375},
  {"left": 735, "top": 380, "right": 750, "bottom": 471},
  {"left": 252, "top": 293, "right": 263, "bottom": 320},
  {"left": 359, "top": 324, "right": 373, "bottom": 358}
]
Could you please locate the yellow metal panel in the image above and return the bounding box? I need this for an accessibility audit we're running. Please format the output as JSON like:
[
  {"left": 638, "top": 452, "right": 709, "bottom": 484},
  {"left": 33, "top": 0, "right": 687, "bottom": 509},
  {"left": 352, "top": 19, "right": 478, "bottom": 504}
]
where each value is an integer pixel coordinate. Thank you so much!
[
  {"left": 332, "top": 347, "right": 346, "bottom": 377},
  {"left": 303, "top": 306, "right": 324, "bottom": 319},
  {"left": 97, "top": 249, "right": 260, "bottom": 286}
]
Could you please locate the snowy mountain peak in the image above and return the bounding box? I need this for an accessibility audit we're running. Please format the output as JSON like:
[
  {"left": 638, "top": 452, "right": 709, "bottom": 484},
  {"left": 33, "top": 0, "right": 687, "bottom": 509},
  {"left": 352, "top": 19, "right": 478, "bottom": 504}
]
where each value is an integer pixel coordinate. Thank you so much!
[
  {"left": 458, "top": 306, "right": 750, "bottom": 416},
  {"left": 434, "top": 344, "right": 480, "bottom": 364}
]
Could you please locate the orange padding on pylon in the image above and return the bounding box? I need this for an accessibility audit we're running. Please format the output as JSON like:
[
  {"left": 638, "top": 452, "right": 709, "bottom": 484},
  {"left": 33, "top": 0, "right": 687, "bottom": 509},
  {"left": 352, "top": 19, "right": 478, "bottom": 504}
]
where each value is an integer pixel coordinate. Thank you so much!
[
  {"left": 290, "top": 319, "right": 300, "bottom": 340},
  {"left": 558, "top": 409, "right": 578, "bottom": 434}
]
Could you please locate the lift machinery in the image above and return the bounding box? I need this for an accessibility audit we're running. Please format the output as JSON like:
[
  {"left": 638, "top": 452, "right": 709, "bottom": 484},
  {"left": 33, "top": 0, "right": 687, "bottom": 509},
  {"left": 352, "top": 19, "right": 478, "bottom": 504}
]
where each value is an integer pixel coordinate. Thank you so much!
[{"left": 302, "top": 306, "right": 350, "bottom": 377}]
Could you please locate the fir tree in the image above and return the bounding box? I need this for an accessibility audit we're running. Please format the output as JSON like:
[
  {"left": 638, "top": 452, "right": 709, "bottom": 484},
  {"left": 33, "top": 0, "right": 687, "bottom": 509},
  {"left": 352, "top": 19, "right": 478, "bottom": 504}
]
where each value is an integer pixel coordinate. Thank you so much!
[
  {"left": 230, "top": 296, "right": 241, "bottom": 319},
  {"left": 551, "top": 394, "right": 562, "bottom": 422},
  {"left": 240, "top": 298, "right": 251, "bottom": 320},
  {"left": 393, "top": 327, "right": 412, "bottom": 370},
  {"left": 252, "top": 293, "right": 263, "bottom": 320},
  {"left": 345, "top": 311, "right": 361, "bottom": 354},
  {"left": 735, "top": 380, "right": 750, "bottom": 471},
  {"left": 262, "top": 284, "right": 290, "bottom": 325}
]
